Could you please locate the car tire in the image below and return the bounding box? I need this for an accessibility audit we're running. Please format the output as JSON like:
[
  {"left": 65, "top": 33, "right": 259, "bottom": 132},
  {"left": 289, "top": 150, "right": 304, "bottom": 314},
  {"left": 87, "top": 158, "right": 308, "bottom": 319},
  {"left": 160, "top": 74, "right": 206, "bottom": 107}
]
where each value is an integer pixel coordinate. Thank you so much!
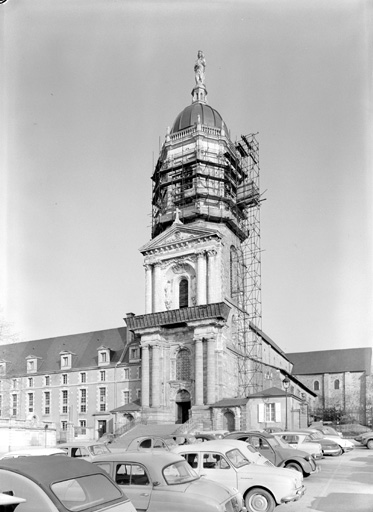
[
  {"left": 367, "top": 439, "right": 373, "bottom": 450},
  {"left": 284, "top": 461, "right": 303, "bottom": 474},
  {"left": 245, "top": 488, "right": 276, "bottom": 512},
  {"left": 332, "top": 447, "right": 343, "bottom": 456}
]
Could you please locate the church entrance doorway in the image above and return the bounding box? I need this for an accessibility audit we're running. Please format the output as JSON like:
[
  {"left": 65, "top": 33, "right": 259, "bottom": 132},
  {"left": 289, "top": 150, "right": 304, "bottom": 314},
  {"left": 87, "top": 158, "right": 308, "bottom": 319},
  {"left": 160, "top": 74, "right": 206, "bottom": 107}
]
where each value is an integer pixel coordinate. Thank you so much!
[
  {"left": 175, "top": 389, "right": 191, "bottom": 424},
  {"left": 223, "top": 411, "right": 235, "bottom": 432}
]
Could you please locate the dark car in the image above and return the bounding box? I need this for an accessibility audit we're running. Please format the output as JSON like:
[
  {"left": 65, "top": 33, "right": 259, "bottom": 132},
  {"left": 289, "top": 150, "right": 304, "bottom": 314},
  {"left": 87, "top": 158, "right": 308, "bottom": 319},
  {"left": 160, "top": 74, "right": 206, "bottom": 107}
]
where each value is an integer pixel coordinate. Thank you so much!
[
  {"left": 0, "top": 455, "right": 136, "bottom": 512},
  {"left": 224, "top": 431, "right": 319, "bottom": 477}
]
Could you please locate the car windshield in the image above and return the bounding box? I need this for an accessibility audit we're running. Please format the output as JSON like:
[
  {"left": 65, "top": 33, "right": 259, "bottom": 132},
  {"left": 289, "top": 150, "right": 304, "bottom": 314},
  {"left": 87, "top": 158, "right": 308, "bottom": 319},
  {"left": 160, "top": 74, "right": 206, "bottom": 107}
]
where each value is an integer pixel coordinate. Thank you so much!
[
  {"left": 226, "top": 449, "right": 249, "bottom": 468},
  {"left": 309, "top": 431, "right": 323, "bottom": 440},
  {"left": 88, "top": 445, "right": 111, "bottom": 456},
  {"left": 163, "top": 460, "right": 199, "bottom": 485},
  {"left": 51, "top": 473, "right": 123, "bottom": 511}
]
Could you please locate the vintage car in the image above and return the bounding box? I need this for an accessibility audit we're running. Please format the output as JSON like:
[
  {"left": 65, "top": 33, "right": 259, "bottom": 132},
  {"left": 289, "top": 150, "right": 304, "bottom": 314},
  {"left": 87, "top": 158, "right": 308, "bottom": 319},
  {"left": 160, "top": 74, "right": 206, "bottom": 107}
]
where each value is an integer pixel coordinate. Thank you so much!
[
  {"left": 270, "top": 431, "right": 323, "bottom": 459},
  {"left": 305, "top": 428, "right": 354, "bottom": 453},
  {"left": 354, "top": 430, "right": 373, "bottom": 449},
  {"left": 0, "top": 455, "right": 136, "bottom": 512},
  {"left": 0, "top": 447, "right": 67, "bottom": 459},
  {"left": 173, "top": 439, "right": 305, "bottom": 512},
  {"left": 91, "top": 450, "right": 245, "bottom": 512},
  {"left": 309, "top": 424, "right": 343, "bottom": 437},
  {"left": 294, "top": 430, "right": 342, "bottom": 456},
  {"left": 111, "top": 435, "right": 179, "bottom": 451},
  {"left": 57, "top": 440, "right": 112, "bottom": 461},
  {"left": 224, "top": 431, "right": 319, "bottom": 477}
]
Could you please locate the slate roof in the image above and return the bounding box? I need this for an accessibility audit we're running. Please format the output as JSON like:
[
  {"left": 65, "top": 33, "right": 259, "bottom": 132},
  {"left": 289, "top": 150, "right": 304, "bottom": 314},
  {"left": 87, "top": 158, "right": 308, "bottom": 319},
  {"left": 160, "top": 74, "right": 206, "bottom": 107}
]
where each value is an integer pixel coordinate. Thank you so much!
[
  {"left": 211, "top": 397, "right": 249, "bottom": 408},
  {"left": 0, "top": 327, "right": 128, "bottom": 377},
  {"left": 287, "top": 348, "right": 372, "bottom": 375}
]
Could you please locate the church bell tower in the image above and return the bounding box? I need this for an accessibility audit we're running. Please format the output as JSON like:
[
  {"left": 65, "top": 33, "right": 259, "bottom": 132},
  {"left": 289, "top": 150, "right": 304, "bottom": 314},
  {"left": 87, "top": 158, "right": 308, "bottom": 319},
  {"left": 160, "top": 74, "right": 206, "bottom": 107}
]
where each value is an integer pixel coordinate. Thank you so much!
[{"left": 126, "top": 52, "right": 262, "bottom": 428}]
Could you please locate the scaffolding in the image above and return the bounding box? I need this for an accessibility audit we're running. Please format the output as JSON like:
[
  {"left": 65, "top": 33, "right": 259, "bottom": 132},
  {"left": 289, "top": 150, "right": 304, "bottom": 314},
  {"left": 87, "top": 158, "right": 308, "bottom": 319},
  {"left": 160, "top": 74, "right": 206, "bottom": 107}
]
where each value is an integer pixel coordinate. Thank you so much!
[
  {"left": 232, "top": 134, "right": 263, "bottom": 396},
  {"left": 151, "top": 127, "right": 263, "bottom": 396}
]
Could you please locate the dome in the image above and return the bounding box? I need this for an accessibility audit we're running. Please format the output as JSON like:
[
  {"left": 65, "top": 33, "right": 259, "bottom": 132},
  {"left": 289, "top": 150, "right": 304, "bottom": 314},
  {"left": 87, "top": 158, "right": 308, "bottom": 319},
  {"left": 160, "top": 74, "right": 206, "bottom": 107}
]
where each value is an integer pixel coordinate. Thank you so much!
[{"left": 171, "top": 102, "right": 229, "bottom": 135}]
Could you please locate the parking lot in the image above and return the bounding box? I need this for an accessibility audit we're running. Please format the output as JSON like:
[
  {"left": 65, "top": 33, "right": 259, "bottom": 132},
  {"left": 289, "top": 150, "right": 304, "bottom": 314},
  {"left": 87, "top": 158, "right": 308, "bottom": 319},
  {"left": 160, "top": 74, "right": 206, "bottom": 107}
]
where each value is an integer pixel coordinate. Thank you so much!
[{"left": 277, "top": 443, "right": 373, "bottom": 512}]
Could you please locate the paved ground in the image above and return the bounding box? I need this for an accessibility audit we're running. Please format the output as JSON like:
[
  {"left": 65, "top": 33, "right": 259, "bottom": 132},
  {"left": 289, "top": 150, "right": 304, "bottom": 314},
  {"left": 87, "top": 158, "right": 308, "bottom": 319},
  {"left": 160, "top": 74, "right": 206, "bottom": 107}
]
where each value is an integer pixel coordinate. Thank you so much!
[{"left": 277, "top": 442, "right": 373, "bottom": 512}]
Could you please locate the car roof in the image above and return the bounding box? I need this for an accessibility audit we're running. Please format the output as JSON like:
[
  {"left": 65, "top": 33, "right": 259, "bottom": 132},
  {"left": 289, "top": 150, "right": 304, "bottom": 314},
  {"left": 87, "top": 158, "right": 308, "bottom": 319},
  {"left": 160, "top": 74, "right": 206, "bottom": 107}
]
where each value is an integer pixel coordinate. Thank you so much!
[
  {"left": 91, "top": 450, "right": 184, "bottom": 465},
  {"left": 226, "top": 431, "right": 273, "bottom": 439},
  {"left": 173, "top": 439, "right": 251, "bottom": 452},
  {"left": 0, "top": 455, "right": 106, "bottom": 484},
  {"left": 57, "top": 441, "right": 107, "bottom": 447},
  {"left": 0, "top": 448, "right": 66, "bottom": 458}
]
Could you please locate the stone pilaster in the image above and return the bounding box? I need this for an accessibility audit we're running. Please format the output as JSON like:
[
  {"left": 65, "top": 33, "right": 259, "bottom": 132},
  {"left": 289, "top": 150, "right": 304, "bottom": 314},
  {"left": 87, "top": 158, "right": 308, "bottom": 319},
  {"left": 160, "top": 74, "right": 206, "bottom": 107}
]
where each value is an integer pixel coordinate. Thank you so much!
[
  {"left": 141, "top": 345, "right": 150, "bottom": 408},
  {"left": 196, "top": 251, "right": 207, "bottom": 305},
  {"left": 207, "top": 337, "right": 216, "bottom": 404},
  {"left": 151, "top": 344, "right": 161, "bottom": 407},
  {"left": 207, "top": 249, "right": 218, "bottom": 303},
  {"left": 144, "top": 264, "right": 153, "bottom": 314},
  {"left": 153, "top": 261, "right": 163, "bottom": 312},
  {"left": 194, "top": 337, "right": 204, "bottom": 405}
]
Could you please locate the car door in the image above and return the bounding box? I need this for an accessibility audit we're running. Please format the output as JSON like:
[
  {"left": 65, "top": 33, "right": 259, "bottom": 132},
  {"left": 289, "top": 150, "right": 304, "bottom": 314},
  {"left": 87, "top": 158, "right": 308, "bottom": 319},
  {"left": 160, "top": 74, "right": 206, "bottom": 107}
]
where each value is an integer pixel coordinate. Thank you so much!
[
  {"left": 248, "top": 435, "right": 276, "bottom": 465},
  {"left": 113, "top": 463, "right": 151, "bottom": 512}
]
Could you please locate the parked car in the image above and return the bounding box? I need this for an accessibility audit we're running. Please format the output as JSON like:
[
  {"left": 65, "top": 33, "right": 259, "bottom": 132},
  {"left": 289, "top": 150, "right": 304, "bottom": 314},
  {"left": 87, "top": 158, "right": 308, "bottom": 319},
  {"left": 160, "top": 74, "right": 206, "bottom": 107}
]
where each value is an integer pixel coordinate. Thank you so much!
[
  {"left": 309, "top": 424, "right": 343, "bottom": 437},
  {"left": 354, "top": 431, "right": 373, "bottom": 449},
  {"left": 270, "top": 432, "right": 323, "bottom": 459},
  {"left": 0, "top": 455, "right": 136, "bottom": 512},
  {"left": 193, "top": 432, "right": 218, "bottom": 442},
  {"left": 224, "top": 431, "right": 319, "bottom": 477},
  {"left": 305, "top": 428, "right": 354, "bottom": 453},
  {"left": 263, "top": 427, "right": 283, "bottom": 434},
  {"left": 91, "top": 450, "right": 246, "bottom": 512},
  {"left": 294, "top": 430, "right": 342, "bottom": 456},
  {"left": 111, "top": 435, "right": 179, "bottom": 452},
  {"left": 173, "top": 439, "right": 305, "bottom": 512},
  {"left": 57, "top": 441, "right": 112, "bottom": 461},
  {"left": 0, "top": 447, "right": 67, "bottom": 459}
]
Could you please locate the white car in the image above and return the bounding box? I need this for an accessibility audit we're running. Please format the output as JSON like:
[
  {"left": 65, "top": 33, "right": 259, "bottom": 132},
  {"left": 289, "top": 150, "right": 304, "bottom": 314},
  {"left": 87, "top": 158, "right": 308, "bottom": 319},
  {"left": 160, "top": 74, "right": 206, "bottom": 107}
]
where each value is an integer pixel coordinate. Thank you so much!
[
  {"left": 173, "top": 439, "right": 305, "bottom": 512},
  {"left": 0, "top": 447, "right": 67, "bottom": 459},
  {"left": 306, "top": 428, "right": 354, "bottom": 453},
  {"left": 271, "top": 432, "right": 323, "bottom": 459}
]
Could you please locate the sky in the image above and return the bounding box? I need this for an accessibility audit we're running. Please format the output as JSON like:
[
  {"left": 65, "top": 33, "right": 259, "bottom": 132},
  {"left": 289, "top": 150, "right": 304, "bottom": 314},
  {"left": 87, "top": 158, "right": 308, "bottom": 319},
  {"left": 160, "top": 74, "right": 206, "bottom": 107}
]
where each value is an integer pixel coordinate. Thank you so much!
[{"left": 1, "top": 0, "right": 372, "bottom": 354}]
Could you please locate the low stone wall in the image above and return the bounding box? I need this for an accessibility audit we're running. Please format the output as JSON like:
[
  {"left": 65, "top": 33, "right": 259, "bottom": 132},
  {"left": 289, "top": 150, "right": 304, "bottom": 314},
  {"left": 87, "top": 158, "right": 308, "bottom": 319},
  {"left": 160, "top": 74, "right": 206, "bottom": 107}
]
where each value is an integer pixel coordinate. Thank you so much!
[{"left": 0, "top": 419, "right": 56, "bottom": 453}]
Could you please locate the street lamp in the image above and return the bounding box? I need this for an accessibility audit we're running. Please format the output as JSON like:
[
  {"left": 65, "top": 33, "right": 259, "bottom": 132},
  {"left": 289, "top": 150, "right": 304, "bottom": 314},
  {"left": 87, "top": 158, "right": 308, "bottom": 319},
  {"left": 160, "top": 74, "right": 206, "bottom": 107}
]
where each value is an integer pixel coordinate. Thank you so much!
[{"left": 282, "top": 376, "right": 290, "bottom": 430}]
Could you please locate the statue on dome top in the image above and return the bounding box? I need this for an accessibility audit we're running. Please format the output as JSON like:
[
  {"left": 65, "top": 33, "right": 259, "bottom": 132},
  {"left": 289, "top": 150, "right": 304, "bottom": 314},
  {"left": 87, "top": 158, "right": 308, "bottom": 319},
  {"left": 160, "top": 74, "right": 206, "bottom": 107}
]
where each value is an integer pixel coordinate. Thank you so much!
[{"left": 194, "top": 50, "right": 206, "bottom": 85}]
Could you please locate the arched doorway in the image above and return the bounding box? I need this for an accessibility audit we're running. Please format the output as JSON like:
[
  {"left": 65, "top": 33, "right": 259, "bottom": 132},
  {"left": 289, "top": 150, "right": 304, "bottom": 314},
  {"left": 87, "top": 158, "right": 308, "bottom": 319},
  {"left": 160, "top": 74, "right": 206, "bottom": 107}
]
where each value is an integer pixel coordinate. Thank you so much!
[
  {"left": 175, "top": 389, "right": 191, "bottom": 424},
  {"left": 223, "top": 410, "right": 235, "bottom": 431}
]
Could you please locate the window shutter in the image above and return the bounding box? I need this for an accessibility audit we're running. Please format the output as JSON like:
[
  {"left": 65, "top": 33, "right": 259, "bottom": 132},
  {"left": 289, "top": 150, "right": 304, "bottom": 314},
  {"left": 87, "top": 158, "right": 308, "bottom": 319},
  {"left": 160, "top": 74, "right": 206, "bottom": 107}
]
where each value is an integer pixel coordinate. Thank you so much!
[
  {"left": 258, "top": 403, "right": 265, "bottom": 422},
  {"left": 275, "top": 402, "right": 281, "bottom": 422}
]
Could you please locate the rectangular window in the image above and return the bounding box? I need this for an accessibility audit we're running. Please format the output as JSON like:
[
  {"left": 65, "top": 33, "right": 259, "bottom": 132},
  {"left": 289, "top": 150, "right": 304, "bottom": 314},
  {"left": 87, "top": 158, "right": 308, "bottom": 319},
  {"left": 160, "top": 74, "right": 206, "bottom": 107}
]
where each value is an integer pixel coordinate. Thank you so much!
[
  {"left": 123, "top": 368, "right": 129, "bottom": 380},
  {"left": 62, "top": 356, "right": 69, "bottom": 367},
  {"left": 12, "top": 379, "right": 17, "bottom": 389},
  {"left": 265, "top": 403, "right": 276, "bottom": 422},
  {"left": 62, "top": 390, "right": 68, "bottom": 414},
  {"left": 123, "top": 391, "right": 130, "bottom": 405},
  {"left": 99, "top": 387, "right": 106, "bottom": 412},
  {"left": 62, "top": 374, "right": 68, "bottom": 385},
  {"left": 130, "top": 347, "right": 140, "bottom": 360},
  {"left": 28, "top": 377, "right": 33, "bottom": 388},
  {"left": 44, "top": 391, "right": 51, "bottom": 415},
  {"left": 45, "top": 375, "right": 50, "bottom": 386},
  {"left": 100, "top": 352, "right": 107, "bottom": 363},
  {"left": 61, "top": 421, "right": 68, "bottom": 431},
  {"left": 79, "top": 419, "right": 87, "bottom": 435},
  {"left": 11, "top": 394, "right": 18, "bottom": 416},
  {"left": 28, "top": 392, "right": 34, "bottom": 413},
  {"left": 80, "top": 388, "right": 87, "bottom": 413},
  {"left": 100, "top": 371, "right": 106, "bottom": 382},
  {"left": 80, "top": 372, "right": 86, "bottom": 383}
]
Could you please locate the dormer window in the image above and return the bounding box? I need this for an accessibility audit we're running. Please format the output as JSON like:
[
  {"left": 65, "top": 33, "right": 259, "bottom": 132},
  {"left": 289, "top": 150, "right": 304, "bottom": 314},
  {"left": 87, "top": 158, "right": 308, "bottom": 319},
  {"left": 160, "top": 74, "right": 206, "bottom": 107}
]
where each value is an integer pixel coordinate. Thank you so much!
[
  {"left": 60, "top": 351, "right": 73, "bottom": 370},
  {"left": 98, "top": 346, "right": 110, "bottom": 367},
  {"left": 26, "top": 356, "right": 39, "bottom": 374},
  {"left": 129, "top": 346, "right": 140, "bottom": 361},
  {"left": 0, "top": 361, "right": 6, "bottom": 376}
]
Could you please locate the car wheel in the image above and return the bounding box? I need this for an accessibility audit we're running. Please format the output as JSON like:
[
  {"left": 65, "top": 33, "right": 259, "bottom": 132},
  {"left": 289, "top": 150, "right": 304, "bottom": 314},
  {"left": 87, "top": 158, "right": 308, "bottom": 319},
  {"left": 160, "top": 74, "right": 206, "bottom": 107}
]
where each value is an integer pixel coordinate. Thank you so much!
[
  {"left": 332, "top": 447, "right": 343, "bottom": 456},
  {"left": 367, "top": 439, "right": 373, "bottom": 450},
  {"left": 245, "top": 488, "right": 276, "bottom": 512},
  {"left": 284, "top": 461, "right": 303, "bottom": 474}
]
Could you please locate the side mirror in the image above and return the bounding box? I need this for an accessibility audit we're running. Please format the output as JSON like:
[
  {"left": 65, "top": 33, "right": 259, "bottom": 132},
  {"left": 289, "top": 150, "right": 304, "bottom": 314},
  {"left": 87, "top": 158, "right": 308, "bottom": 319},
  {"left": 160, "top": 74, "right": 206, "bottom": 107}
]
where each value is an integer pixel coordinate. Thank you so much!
[{"left": 153, "top": 481, "right": 161, "bottom": 487}]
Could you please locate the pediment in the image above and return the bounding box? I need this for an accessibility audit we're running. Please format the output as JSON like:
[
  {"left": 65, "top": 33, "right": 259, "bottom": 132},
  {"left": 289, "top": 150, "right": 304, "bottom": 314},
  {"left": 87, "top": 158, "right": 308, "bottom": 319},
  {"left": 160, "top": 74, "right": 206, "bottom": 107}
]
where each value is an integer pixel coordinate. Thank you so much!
[{"left": 140, "top": 223, "right": 222, "bottom": 254}]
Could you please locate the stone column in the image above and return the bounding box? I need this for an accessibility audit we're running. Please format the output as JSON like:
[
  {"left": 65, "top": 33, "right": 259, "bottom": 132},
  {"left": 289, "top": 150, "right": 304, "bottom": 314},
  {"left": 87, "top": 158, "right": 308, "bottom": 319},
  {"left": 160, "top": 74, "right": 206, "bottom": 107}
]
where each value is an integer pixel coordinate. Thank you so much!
[
  {"left": 144, "top": 264, "right": 153, "bottom": 314},
  {"left": 151, "top": 345, "right": 161, "bottom": 408},
  {"left": 196, "top": 251, "right": 207, "bottom": 305},
  {"left": 153, "top": 261, "right": 163, "bottom": 312},
  {"left": 194, "top": 338, "right": 204, "bottom": 405},
  {"left": 206, "top": 338, "right": 216, "bottom": 404},
  {"left": 141, "top": 345, "right": 150, "bottom": 408},
  {"left": 207, "top": 249, "right": 218, "bottom": 303}
]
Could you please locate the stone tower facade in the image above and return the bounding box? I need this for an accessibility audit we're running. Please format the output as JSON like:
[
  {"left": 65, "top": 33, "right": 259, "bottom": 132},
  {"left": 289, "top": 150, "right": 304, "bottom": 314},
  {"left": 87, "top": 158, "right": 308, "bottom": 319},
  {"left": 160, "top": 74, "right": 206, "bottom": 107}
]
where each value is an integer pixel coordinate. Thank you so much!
[{"left": 126, "top": 52, "right": 261, "bottom": 427}]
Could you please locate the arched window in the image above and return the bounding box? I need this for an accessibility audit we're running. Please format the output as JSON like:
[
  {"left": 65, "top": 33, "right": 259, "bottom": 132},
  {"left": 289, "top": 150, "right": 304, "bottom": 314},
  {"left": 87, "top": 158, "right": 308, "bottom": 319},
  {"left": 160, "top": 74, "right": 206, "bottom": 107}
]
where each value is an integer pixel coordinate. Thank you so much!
[
  {"left": 179, "top": 278, "right": 189, "bottom": 308},
  {"left": 313, "top": 380, "right": 320, "bottom": 391},
  {"left": 230, "top": 246, "right": 239, "bottom": 297},
  {"left": 334, "top": 379, "right": 340, "bottom": 390},
  {"left": 176, "top": 349, "right": 191, "bottom": 381}
]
